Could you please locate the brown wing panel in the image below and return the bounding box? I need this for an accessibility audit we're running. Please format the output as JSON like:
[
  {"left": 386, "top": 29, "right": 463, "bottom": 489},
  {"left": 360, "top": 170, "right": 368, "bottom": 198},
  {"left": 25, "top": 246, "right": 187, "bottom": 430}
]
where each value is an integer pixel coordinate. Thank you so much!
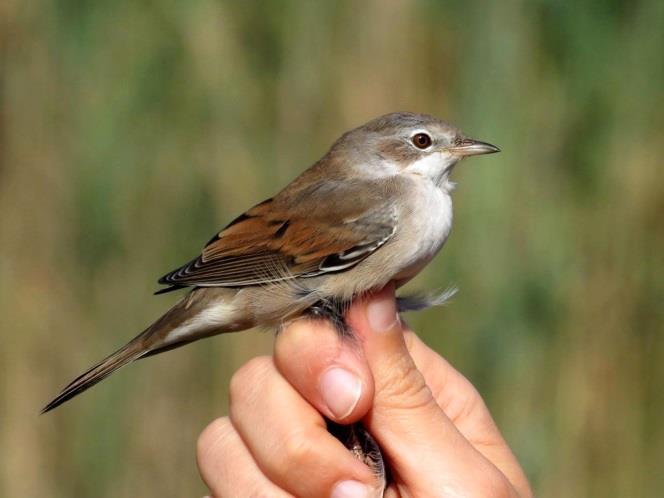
[{"left": 158, "top": 182, "right": 396, "bottom": 289}]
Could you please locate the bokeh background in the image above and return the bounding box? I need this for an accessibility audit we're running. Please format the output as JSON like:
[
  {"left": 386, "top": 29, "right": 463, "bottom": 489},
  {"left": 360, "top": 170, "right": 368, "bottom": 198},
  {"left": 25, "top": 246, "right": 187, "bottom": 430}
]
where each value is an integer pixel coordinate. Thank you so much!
[{"left": 1, "top": 0, "right": 662, "bottom": 496}]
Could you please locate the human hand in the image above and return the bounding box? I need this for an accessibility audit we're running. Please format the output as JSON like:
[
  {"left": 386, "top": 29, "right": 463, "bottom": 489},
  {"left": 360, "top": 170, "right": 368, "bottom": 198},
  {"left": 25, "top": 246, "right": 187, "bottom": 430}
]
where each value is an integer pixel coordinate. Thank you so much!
[{"left": 197, "top": 284, "right": 532, "bottom": 497}]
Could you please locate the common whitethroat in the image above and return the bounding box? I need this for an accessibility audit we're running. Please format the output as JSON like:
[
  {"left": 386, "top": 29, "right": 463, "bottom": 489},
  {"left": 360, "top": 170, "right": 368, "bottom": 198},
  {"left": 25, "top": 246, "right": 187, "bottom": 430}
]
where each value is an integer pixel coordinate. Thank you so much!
[{"left": 43, "top": 112, "right": 499, "bottom": 490}]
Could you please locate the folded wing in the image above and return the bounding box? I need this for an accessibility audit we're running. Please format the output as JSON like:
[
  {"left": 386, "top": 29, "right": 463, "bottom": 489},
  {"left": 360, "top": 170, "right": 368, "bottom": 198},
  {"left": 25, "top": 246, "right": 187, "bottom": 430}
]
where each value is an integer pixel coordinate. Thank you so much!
[{"left": 158, "top": 181, "right": 397, "bottom": 289}]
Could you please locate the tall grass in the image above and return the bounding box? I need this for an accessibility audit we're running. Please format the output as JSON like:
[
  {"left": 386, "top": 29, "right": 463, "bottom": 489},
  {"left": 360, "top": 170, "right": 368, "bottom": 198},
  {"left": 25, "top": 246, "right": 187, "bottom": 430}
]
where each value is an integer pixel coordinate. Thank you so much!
[{"left": 1, "top": 1, "right": 662, "bottom": 496}]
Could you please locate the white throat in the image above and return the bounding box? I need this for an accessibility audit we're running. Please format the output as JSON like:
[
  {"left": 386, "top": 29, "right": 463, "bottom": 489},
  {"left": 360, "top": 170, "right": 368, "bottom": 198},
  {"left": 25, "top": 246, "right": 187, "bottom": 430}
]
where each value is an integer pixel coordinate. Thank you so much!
[{"left": 405, "top": 152, "right": 458, "bottom": 191}]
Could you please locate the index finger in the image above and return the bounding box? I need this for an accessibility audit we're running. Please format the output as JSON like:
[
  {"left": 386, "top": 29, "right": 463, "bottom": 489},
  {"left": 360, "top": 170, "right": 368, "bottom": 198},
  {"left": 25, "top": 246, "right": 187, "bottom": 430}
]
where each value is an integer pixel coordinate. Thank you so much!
[{"left": 274, "top": 317, "right": 375, "bottom": 424}]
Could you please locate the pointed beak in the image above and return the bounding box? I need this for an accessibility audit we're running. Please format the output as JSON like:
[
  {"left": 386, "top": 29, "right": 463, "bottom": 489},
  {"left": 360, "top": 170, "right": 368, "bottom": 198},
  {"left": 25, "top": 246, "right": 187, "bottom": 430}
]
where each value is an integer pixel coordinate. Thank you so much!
[{"left": 446, "top": 138, "right": 500, "bottom": 157}]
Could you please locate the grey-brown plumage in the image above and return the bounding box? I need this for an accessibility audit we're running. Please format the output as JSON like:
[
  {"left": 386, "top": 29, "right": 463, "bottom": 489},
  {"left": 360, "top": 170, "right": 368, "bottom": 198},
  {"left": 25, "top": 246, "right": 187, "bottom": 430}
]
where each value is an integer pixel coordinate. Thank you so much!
[{"left": 42, "top": 112, "right": 499, "bottom": 494}]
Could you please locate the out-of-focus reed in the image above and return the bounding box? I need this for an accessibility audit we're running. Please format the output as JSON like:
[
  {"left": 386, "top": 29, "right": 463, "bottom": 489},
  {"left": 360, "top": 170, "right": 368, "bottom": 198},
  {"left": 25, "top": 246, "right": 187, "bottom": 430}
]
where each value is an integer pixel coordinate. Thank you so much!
[{"left": 1, "top": 1, "right": 662, "bottom": 496}]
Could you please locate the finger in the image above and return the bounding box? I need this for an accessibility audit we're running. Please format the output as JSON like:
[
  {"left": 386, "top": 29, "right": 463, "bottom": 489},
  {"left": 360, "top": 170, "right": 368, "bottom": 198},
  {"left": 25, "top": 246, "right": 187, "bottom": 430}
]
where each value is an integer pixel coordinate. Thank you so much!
[
  {"left": 403, "top": 330, "right": 532, "bottom": 497},
  {"left": 229, "top": 356, "right": 380, "bottom": 498},
  {"left": 197, "top": 416, "right": 293, "bottom": 497},
  {"left": 346, "top": 285, "right": 518, "bottom": 497},
  {"left": 274, "top": 317, "right": 374, "bottom": 423}
]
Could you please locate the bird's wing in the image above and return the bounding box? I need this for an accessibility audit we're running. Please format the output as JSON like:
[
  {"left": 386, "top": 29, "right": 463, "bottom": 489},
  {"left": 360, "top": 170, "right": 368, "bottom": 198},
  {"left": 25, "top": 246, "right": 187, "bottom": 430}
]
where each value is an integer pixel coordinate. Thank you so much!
[{"left": 157, "top": 181, "right": 396, "bottom": 289}]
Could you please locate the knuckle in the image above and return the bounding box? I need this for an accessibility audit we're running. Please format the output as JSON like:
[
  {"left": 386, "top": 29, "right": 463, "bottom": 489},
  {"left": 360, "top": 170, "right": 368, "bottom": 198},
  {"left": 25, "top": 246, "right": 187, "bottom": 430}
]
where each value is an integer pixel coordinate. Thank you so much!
[
  {"left": 279, "top": 428, "right": 318, "bottom": 470},
  {"left": 377, "top": 353, "right": 436, "bottom": 410},
  {"left": 453, "top": 379, "right": 486, "bottom": 422},
  {"left": 447, "top": 384, "right": 484, "bottom": 424},
  {"left": 229, "top": 356, "right": 272, "bottom": 405},
  {"left": 196, "top": 416, "right": 233, "bottom": 465}
]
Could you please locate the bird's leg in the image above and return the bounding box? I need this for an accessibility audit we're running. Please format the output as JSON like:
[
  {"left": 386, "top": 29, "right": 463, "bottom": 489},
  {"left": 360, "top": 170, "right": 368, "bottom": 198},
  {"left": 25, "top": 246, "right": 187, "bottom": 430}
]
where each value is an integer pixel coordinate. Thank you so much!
[
  {"left": 327, "top": 420, "right": 387, "bottom": 493},
  {"left": 305, "top": 298, "right": 354, "bottom": 337},
  {"left": 304, "top": 300, "right": 387, "bottom": 496}
]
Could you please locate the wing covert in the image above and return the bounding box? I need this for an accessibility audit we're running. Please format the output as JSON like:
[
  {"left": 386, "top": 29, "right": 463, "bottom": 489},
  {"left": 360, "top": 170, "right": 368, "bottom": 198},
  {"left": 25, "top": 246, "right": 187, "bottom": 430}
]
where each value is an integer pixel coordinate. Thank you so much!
[{"left": 157, "top": 183, "right": 396, "bottom": 289}]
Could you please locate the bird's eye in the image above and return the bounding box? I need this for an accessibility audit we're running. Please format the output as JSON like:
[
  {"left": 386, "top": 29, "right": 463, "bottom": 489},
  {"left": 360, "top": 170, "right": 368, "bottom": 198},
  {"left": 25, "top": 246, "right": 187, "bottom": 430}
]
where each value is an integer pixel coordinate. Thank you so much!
[{"left": 412, "top": 133, "right": 432, "bottom": 149}]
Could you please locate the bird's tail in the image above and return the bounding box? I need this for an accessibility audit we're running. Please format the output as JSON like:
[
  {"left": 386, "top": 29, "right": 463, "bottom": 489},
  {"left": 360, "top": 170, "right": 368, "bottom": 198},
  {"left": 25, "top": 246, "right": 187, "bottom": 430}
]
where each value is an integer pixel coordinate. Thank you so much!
[
  {"left": 41, "top": 337, "right": 147, "bottom": 414},
  {"left": 40, "top": 288, "right": 236, "bottom": 414}
]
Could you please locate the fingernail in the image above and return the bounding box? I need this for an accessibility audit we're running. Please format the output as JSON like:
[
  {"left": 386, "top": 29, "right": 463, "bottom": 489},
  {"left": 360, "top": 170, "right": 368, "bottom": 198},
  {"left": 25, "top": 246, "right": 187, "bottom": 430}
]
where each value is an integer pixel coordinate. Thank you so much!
[
  {"left": 319, "top": 367, "right": 362, "bottom": 420},
  {"left": 331, "top": 480, "right": 371, "bottom": 498},
  {"left": 366, "top": 292, "right": 399, "bottom": 332}
]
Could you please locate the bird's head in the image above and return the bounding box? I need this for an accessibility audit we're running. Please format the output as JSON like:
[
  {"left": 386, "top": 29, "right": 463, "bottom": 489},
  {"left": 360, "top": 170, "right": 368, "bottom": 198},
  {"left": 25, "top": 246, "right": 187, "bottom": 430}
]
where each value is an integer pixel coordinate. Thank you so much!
[{"left": 333, "top": 112, "right": 499, "bottom": 186}]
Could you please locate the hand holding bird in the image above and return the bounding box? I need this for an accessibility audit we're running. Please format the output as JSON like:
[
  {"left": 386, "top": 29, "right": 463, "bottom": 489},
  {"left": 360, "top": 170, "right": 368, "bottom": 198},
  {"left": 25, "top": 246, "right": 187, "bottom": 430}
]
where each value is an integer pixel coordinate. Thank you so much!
[
  {"left": 197, "top": 286, "right": 532, "bottom": 497},
  {"left": 43, "top": 112, "right": 501, "bottom": 494}
]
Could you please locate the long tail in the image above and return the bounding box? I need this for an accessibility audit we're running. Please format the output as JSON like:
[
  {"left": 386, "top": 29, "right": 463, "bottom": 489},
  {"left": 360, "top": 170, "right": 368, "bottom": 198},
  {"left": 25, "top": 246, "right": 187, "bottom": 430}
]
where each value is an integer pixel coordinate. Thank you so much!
[
  {"left": 41, "top": 287, "right": 446, "bottom": 414},
  {"left": 41, "top": 288, "right": 235, "bottom": 414},
  {"left": 41, "top": 338, "right": 147, "bottom": 414}
]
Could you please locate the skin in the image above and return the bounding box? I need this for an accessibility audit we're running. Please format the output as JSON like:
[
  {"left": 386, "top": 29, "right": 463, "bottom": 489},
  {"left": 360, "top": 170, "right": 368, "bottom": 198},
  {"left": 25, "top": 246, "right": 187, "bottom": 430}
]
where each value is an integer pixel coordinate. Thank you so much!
[{"left": 197, "top": 284, "right": 533, "bottom": 498}]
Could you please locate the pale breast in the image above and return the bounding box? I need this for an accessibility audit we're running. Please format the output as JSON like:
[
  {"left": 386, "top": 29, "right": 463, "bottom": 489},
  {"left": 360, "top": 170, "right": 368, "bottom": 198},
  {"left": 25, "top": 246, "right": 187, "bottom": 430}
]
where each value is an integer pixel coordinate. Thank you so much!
[
  {"left": 391, "top": 176, "right": 453, "bottom": 284},
  {"left": 314, "top": 175, "right": 454, "bottom": 299}
]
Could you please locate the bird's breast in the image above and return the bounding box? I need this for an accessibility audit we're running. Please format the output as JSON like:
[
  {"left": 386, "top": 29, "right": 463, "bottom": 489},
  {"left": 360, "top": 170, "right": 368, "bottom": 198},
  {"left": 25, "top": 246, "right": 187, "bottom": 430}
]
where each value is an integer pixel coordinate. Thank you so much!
[
  {"left": 391, "top": 178, "right": 453, "bottom": 283},
  {"left": 311, "top": 177, "right": 454, "bottom": 299}
]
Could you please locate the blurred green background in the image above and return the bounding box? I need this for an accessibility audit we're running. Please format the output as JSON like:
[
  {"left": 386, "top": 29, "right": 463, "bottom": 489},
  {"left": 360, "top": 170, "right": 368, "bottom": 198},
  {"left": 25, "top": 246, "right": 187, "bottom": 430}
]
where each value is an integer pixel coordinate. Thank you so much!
[{"left": 1, "top": 0, "right": 662, "bottom": 496}]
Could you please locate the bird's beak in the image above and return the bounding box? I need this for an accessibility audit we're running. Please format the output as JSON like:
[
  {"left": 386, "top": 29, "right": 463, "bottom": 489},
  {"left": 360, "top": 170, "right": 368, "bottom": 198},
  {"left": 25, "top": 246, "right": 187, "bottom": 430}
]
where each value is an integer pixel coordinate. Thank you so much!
[{"left": 445, "top": 138, "right": 500, "bottom": 157}]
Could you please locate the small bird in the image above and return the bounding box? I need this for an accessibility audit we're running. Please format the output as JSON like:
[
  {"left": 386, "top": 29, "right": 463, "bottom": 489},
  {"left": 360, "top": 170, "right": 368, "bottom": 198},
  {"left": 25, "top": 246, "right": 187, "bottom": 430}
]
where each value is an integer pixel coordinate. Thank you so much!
[{"left": 43, "top": 112, "right": 498, "bottom": 489}]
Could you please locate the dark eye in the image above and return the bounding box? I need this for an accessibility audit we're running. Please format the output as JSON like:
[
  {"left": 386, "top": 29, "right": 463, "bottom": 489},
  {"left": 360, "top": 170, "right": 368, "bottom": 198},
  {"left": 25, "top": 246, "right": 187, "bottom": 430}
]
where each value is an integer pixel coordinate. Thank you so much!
[{"left": 412, "top": 133, "right": 432, "bottom": 149}]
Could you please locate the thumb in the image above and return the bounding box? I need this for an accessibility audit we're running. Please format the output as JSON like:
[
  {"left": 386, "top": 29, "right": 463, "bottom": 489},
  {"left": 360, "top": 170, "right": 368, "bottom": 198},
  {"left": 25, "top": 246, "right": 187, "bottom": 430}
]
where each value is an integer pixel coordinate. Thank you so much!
[
  {"left": 347, "top": 285, "right": 522, "bottom": 497},
  {"left": 347, "top": 284, "right": 439, "bottom": 419},
  {"left": 347, "top": 284, "right": 485, "bottom": 493}
]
